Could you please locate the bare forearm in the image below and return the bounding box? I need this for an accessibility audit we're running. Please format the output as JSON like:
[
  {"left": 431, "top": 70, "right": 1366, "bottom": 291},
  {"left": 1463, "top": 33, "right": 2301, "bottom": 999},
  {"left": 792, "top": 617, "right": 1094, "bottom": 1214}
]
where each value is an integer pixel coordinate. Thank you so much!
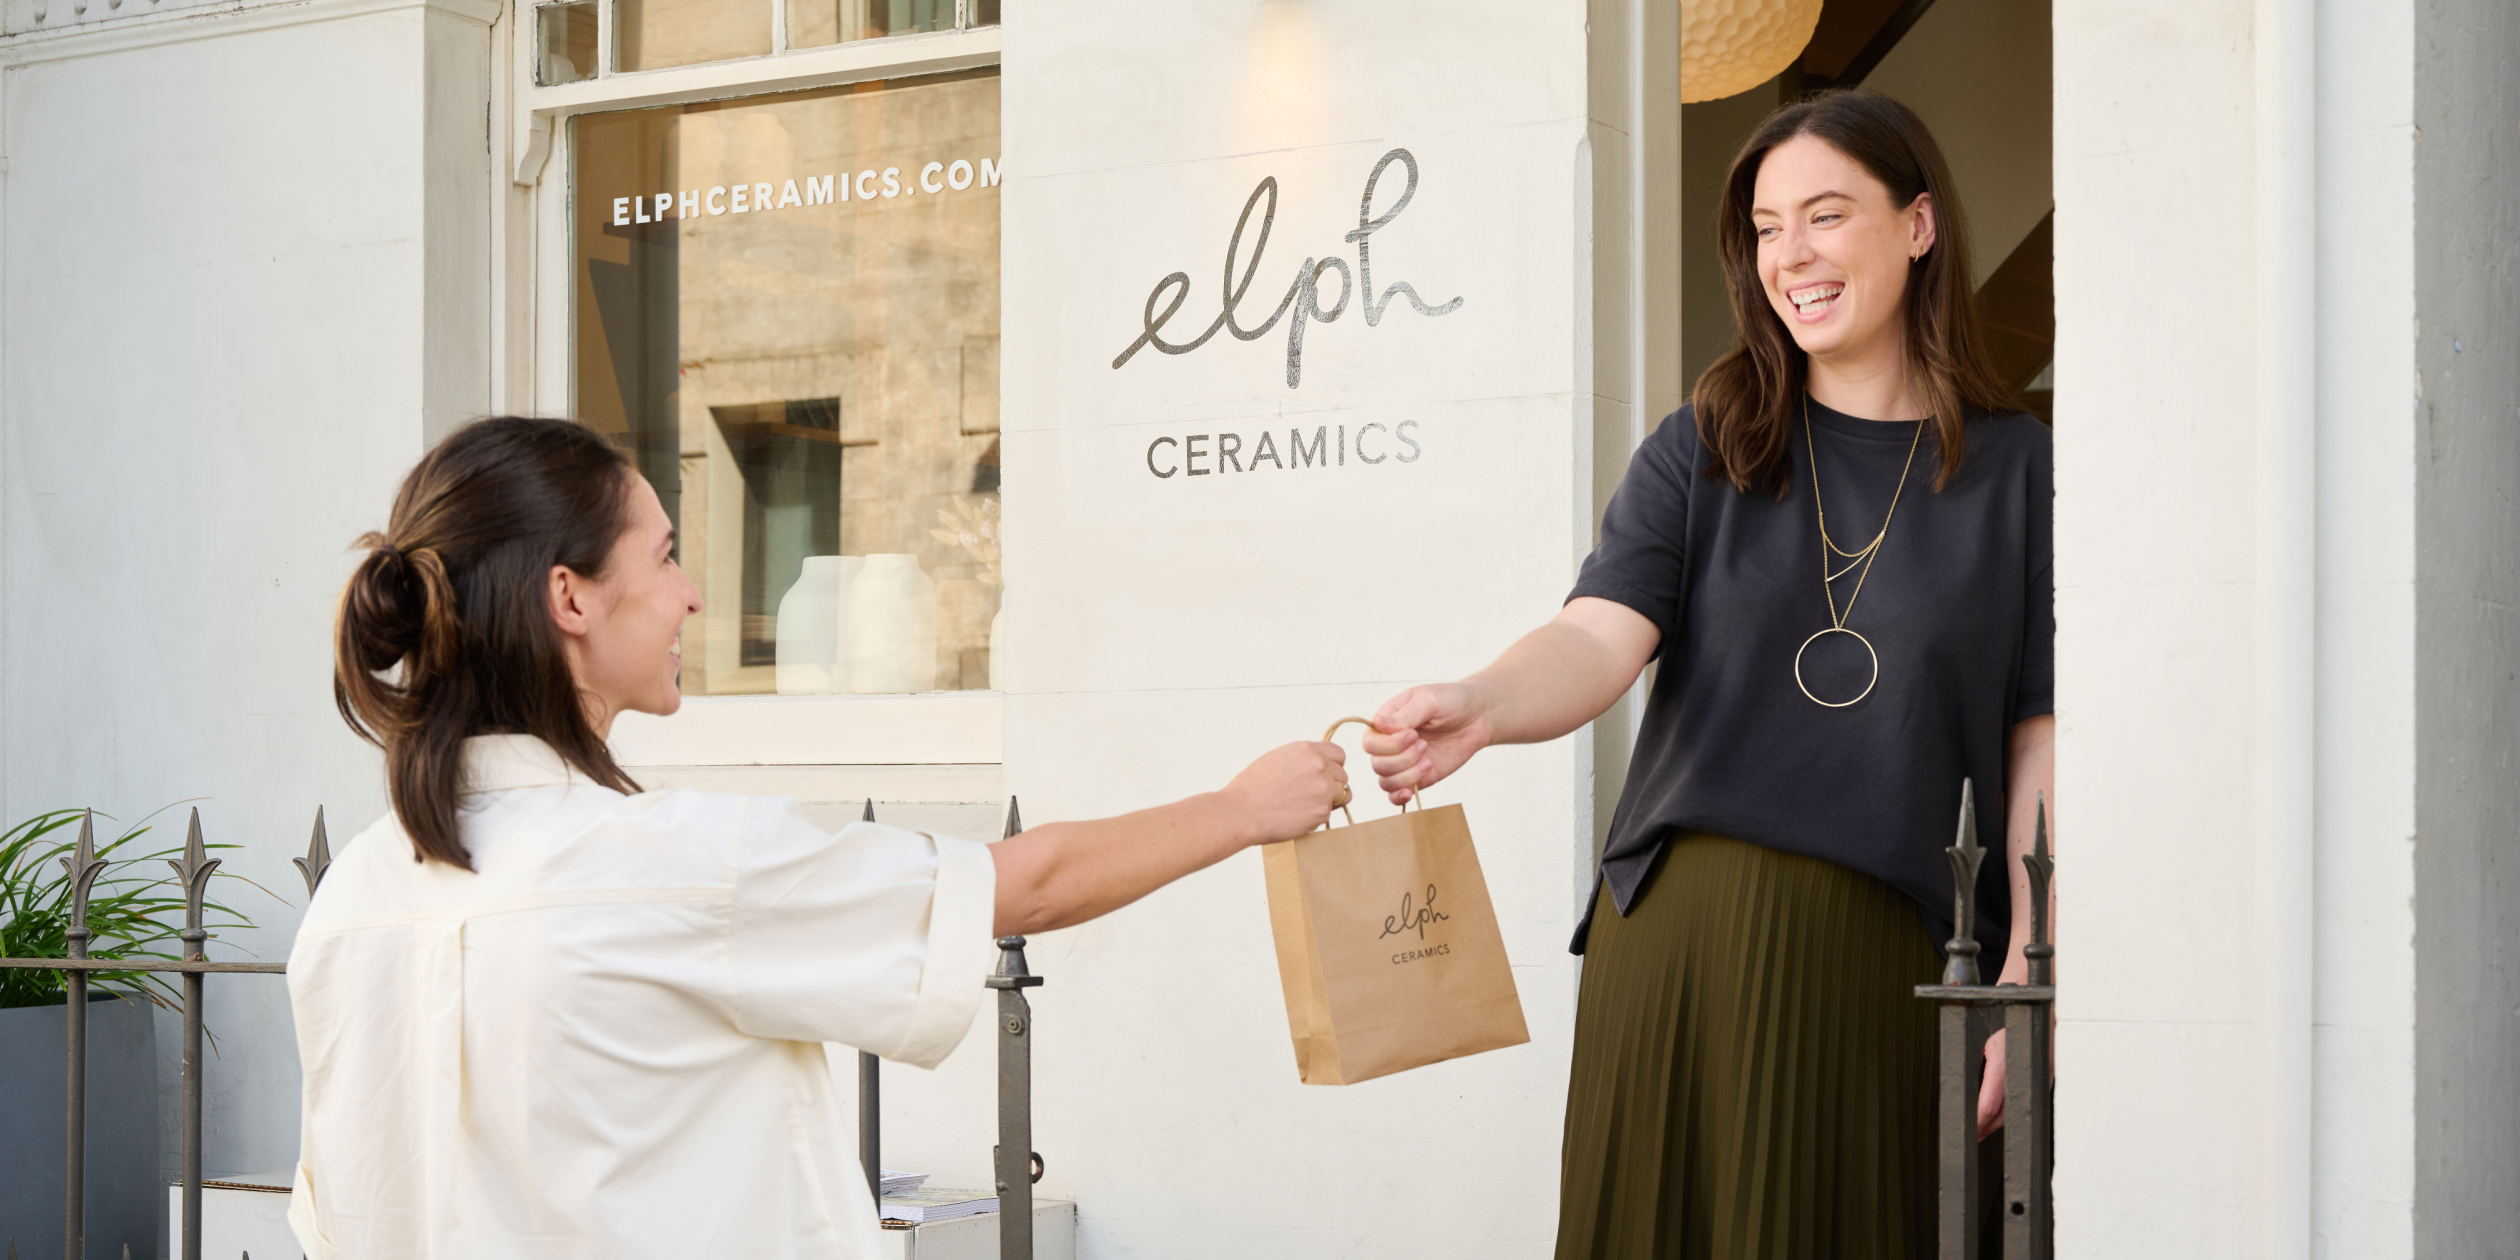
[
  {"left": 989, "top": 792, "right": 1258, "bottom": 937},
  {"left": 1468, "top": 609, "right": 1653, "bottom": 747},
  {"left": 1999, "top": 714, "right": 2057, "bottom": 982}
]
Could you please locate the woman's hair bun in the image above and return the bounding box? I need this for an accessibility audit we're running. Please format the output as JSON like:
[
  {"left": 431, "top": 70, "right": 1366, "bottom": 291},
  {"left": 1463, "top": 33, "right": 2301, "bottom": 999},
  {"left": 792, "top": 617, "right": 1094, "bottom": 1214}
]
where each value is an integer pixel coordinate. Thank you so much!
[{"left": 340, "top": 532, "right": 453, "bottom": 676}]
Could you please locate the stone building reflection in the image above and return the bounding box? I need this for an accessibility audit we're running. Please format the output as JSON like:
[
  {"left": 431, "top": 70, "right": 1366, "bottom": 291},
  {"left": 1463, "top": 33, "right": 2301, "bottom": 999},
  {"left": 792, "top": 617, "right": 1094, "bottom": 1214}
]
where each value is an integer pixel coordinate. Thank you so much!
[{"left": 573, "top": 69, "right": 1003, "bottom": 696}]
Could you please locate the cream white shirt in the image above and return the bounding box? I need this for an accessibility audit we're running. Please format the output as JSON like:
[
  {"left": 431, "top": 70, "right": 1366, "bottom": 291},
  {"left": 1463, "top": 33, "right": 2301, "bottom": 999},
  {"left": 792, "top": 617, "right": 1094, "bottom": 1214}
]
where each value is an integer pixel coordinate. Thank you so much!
[{"left": 286, "top": 735, "right": 996, "bottom": 1260}]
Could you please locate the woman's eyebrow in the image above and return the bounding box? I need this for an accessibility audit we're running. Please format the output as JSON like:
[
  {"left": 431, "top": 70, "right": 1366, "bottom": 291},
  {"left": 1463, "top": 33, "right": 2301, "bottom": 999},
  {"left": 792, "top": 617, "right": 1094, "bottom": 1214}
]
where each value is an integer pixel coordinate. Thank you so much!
[{"left": 1751, "top": 190, "right": 1854, "bottom": 218}]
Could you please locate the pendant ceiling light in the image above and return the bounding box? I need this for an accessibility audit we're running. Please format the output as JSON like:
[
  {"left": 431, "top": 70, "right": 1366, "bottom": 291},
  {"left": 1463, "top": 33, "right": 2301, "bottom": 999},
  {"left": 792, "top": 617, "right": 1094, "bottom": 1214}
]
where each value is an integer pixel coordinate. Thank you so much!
[{"left": 1681, "top": 0, "right": 1825, "bottom": 103}]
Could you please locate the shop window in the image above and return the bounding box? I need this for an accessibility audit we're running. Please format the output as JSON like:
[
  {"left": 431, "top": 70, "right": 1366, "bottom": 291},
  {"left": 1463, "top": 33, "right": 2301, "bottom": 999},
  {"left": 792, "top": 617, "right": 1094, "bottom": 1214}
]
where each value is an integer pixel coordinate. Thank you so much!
[
  {"left": 571, "top": 69, "right": 1003, "bottom": 697},
  {"left": 567, "top": 0, "right": 996, "bottom": 76},
  {"left": 536, "top": 1, "right": 600, "bottom": 85}
]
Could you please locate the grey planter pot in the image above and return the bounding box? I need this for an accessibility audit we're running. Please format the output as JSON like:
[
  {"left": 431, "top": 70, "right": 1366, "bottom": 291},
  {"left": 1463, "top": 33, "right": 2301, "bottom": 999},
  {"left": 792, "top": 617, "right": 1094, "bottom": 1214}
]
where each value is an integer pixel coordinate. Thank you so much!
[{"left": 0, "top": 993, "right": 161, "bottom": 1259}]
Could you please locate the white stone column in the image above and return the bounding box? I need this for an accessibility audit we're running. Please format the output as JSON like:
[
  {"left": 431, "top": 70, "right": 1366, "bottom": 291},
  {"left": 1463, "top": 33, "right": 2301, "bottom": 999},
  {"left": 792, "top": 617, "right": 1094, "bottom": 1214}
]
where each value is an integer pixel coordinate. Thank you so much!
[
  {"left": 2055, "top": 0, "right": 2421, "bottom": 1255},
  {"left": 991, "top": 0, "right": 1667, "bottom": 1252}
]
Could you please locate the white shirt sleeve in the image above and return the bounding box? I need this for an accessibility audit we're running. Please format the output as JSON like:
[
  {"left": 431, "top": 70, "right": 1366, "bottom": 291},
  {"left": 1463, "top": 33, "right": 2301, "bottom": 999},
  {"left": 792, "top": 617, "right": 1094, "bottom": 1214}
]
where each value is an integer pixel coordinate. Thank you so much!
[{"left": 725, "top": 797, "right": 998, "bottom": 1068}]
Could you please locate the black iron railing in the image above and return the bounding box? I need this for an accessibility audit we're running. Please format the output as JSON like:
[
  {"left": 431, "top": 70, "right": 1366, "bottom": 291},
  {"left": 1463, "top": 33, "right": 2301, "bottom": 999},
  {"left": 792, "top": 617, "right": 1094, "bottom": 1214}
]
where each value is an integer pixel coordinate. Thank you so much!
[
  {"left": 985, "top": 782, "right": 1045, "bottom": 1260},
  {"left": 857, "top": 799, "right": 1046, "bottom": 1260},
  {"left": 10, "top": 798, "right": 1049, "bottom": 1260},
  {"left": 1917, "top": 780, "right": 2056, "bottom": 1260},
  {"left": 0, "top": 807, "right": 323, "bottom": 1260}
]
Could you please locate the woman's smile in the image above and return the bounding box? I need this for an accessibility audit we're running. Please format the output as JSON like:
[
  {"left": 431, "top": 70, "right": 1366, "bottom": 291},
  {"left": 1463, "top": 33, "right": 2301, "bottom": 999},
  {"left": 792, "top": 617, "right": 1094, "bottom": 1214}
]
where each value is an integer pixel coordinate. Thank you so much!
[{"left": 1787, "top": 280, "right": 1846, "bottom": 323}]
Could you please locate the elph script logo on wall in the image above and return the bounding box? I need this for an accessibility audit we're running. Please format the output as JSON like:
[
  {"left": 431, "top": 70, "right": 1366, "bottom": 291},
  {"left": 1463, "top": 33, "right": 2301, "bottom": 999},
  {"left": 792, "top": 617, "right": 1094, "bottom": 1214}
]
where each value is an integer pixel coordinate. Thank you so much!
[{"left": 1112, "top": 148, "right": 1463, "bottom": 388}]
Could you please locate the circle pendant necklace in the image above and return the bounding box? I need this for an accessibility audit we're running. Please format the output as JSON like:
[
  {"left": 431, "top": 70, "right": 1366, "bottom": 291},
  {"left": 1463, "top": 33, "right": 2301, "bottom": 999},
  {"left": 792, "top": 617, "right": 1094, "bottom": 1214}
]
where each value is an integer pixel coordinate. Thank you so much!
[{"left": 1794, "top": 394, "right": 1925, "bottom": 708}]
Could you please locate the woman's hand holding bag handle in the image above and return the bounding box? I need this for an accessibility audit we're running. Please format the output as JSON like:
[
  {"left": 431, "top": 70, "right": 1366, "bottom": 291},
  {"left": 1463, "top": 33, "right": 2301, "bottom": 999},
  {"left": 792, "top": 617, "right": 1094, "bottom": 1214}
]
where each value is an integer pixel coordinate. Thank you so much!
[
  {"left": 1258, "top": 718, "right": 1530, "bottom": 1085},
  {"left": 1361, "top": 687, "right": 1492, "bottom": 805}
]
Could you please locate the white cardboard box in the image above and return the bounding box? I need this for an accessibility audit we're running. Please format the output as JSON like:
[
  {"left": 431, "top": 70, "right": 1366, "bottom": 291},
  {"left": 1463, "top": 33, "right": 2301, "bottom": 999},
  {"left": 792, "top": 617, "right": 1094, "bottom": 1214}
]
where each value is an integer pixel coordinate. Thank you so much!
[
  {"left": 884, "top": 1199, "right": 1078, "bottom": 1260},
  {"left": 167, "top": 1171, "right": 299, "bottom": 1260}
]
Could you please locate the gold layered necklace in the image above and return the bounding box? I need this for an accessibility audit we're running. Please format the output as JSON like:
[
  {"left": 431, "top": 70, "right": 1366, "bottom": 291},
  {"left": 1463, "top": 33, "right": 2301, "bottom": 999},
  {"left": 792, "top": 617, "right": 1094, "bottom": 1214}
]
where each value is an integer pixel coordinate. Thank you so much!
[{"left": 1794, "top": 394, "right": 1925, "bottom": 708}]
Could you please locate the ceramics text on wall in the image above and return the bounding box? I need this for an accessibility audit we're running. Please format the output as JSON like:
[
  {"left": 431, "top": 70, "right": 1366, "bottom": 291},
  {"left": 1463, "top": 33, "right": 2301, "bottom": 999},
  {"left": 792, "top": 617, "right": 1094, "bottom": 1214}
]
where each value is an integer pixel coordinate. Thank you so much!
[{"left": 1112, "top": 148, "right": 1462, "bottom": 484}]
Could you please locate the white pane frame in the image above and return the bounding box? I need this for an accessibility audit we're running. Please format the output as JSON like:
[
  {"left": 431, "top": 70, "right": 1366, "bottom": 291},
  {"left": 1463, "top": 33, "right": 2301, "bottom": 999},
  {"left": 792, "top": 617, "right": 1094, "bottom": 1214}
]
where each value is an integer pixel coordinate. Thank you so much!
[{"left": 504, "top": 10, "right": 1005, "bottom": 770}]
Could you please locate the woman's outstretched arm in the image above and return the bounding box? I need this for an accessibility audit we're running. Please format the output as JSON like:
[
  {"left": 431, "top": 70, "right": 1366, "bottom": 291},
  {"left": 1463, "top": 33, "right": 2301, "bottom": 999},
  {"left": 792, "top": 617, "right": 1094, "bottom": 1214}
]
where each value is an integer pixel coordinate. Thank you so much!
[
  {"left": 989, "top": 740, "right": 1348, "bottom": 937},
  {"left": 1361, "top": 597, "right": 1660, "bottom": 804}
]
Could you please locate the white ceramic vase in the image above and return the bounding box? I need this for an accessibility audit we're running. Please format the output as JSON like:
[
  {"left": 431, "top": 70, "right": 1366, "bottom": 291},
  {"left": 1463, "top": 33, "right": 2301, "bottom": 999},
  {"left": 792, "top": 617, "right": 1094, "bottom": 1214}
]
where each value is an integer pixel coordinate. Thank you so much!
[
  {"left": 826, "top": 555, "right": 863, "bottom": 690},
  {"left": 774, "top": 556, "right": 849, "bottom": 695},
  {"left": 846, "top": 554, "right": 937, "bottom": 694}
]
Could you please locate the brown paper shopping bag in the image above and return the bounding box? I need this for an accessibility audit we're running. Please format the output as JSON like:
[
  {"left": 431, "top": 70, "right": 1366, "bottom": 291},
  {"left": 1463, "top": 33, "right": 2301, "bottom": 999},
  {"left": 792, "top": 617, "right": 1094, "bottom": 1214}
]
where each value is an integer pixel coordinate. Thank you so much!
[{"left": 1262, "top": 718, "right": 1530, "bottom": 1085}]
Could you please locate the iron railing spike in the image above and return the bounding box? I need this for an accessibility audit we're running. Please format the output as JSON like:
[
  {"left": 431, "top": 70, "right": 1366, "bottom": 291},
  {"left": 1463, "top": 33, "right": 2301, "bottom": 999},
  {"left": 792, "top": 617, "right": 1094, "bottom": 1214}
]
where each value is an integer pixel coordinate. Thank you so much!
[
  {"left": 2024, "top": 791, "right": 2056, "bottom": 988},
  {"left": 1940, "top": 778, "right": 1985, "bottom": 986},
  {"left": 61, "top": 809, "right": 106, "bottom": 955},
  {"left": 167, "top": 808, "right": 222, "bottom": 957},
  {"left": 1002, "top": 795, "right": 1023, "bottom": 840},
  {"left": 68, "top": 808, "right": 96, "bottom": 874},
  {"left": 294, "top": 806, "right": 333, "bottom": 898}
]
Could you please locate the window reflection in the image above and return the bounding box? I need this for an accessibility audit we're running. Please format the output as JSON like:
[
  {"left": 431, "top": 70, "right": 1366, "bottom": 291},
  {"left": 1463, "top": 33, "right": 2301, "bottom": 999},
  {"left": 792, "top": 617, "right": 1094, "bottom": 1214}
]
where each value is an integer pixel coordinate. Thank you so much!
[
  {"left": 616, "top": 0, "right": 773, "bottom": 71},
  {"left": 787, "top": 0, "right": 955, "bottom": 49},
  {"left": 572, "top": 70, "right": 1003, "bottom": 696}
]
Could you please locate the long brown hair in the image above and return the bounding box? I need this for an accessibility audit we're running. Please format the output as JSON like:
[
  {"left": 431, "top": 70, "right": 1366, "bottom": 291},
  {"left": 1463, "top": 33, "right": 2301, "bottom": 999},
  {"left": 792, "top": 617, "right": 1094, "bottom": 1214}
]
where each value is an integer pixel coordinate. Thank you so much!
[
  {"left": 1692, "top": 89, "right": 2017, "bottom": 493},
  {"left": 334, "top": 417, "right": 644, "bottom": 869}
]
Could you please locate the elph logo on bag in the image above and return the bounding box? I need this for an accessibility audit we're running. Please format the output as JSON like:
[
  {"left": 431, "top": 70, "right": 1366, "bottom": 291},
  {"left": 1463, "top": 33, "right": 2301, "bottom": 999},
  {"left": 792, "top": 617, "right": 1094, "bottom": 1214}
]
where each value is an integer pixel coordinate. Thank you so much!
[{"left": 1377, "top": 884, "right": 1450, "bottom": 942}]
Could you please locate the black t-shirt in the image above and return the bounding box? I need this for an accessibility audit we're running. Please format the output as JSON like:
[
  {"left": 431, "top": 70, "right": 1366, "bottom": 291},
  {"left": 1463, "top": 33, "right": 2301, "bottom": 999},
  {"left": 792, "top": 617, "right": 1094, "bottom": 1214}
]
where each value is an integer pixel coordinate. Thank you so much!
[{"left": 1568, "top": 399, "right": 2054, "bottom": 970}]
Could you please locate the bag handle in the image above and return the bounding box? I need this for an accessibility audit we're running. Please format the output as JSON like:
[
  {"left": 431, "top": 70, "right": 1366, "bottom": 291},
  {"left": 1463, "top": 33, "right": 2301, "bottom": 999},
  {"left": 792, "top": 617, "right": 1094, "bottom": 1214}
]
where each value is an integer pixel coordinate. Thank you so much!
[{"left": 1322, "top": 716, "right": 1426, "bottom": 828}]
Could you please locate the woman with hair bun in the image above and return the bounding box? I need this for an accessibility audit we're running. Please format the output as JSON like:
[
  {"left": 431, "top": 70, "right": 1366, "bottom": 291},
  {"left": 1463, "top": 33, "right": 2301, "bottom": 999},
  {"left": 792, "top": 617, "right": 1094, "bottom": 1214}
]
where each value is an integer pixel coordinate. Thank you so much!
[
  {"left": 290, "top": 416, "right": 1349, "bottom": 1259},
  {"left": 1365, "top": 91, "right": 2054, "bottom": 1255}
]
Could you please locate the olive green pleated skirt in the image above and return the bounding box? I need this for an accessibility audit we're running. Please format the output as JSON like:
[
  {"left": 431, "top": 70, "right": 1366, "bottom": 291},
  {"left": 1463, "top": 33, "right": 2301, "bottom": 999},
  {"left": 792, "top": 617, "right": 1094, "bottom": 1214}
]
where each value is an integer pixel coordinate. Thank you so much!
[{"left": 1557, "top": 832, "right": 1945, "bottom": 1260}]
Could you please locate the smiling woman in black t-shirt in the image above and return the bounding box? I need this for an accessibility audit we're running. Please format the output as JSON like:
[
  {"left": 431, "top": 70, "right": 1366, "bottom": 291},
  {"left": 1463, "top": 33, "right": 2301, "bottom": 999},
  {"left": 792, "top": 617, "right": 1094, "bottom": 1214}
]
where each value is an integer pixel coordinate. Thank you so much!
[{"left": 1364, "top": 90, "right": 2054, "bottom": 1258}]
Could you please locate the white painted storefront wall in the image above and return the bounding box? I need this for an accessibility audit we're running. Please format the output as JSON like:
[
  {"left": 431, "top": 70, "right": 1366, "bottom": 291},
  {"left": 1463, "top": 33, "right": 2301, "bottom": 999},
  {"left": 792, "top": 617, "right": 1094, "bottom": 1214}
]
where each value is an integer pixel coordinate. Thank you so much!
[{"left": 1, "top": 0, "right": 497, "bottom": 1241}]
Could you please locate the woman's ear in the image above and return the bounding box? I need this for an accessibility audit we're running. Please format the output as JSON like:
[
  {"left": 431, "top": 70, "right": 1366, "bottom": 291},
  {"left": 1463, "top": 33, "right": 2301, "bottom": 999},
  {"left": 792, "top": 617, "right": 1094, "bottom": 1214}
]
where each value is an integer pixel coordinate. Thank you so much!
[
  {"left": 548, "top": 565, "right": 594, "bottom": 638},
  {"left": 1906, "top": 191, "right": 1938, "bottom": 260}
]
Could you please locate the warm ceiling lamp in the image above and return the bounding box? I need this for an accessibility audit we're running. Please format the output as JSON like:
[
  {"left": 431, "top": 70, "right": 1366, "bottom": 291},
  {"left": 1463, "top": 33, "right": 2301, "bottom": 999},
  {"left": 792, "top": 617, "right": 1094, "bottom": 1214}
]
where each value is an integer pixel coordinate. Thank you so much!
[{"left": 1681, "top": 0, "right": 1825, "bottom": 103}]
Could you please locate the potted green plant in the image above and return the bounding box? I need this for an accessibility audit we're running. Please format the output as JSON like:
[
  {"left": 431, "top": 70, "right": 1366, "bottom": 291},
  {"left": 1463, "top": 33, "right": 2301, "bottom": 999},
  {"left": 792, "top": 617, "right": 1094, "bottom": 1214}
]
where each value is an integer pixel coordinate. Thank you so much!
[{"left": 0, "top": 808, "right": 264, "bottom": 1259}]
